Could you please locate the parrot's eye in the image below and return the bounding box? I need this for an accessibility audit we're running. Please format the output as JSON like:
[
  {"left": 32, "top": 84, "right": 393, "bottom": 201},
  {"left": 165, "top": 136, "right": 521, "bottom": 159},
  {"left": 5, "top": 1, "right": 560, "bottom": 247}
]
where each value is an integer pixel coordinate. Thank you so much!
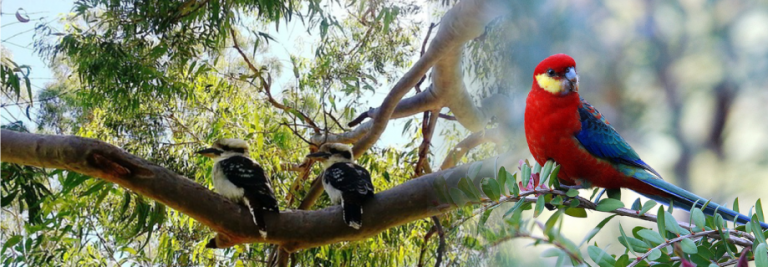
[{"left": 547, "top": 69, "right": 556, "bottom": 77}]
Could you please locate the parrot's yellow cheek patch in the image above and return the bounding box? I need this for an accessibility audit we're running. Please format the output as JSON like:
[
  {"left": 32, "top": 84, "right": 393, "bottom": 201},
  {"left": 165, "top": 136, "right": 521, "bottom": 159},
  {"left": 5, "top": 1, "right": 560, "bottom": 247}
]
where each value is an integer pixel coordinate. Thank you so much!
[{"left": 535, "top": 74, "right": 562, "bottom": 94}]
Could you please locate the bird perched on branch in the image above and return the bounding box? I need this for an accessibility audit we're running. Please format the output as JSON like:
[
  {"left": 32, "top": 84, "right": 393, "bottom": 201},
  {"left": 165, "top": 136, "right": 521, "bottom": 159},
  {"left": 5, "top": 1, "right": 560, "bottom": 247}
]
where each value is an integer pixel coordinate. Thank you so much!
[
  {"left": 196, "top": 138, "right": 279, "bottom": 245},
  {"left": 524, "top": 54, "right": 767, "bottom": 228},
  {"left": 306, "top": 143, "right": 375, "bottom": 229}
]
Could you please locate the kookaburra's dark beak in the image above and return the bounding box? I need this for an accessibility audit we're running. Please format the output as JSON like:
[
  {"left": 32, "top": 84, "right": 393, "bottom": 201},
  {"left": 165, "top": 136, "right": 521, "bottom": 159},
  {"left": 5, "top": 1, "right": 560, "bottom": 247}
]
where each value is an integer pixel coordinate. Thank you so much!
[
  {"left": 564, "top": 67, "right": 579, "bottom": 93},
  {"left": 305, "top": 151, "right": 332, "bottom": 159},
  {"left": 196, "top": 148, "right": 222, "bottom": 158}
]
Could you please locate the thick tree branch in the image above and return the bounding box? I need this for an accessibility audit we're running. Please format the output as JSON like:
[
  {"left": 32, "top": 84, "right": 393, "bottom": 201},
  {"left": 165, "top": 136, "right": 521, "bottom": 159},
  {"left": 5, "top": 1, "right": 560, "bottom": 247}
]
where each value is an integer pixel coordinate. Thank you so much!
[
  {"left": 1, "top": 130, "right": 519, "bottom": 252},
  {"left": 345, "top": 0, "right": 510, "bottom": 156}
]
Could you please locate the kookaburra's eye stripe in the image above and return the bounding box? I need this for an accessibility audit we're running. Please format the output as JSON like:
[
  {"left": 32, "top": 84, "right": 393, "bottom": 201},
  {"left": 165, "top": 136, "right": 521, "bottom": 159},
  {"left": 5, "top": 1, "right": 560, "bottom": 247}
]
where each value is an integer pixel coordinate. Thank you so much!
[
  {"left": 339, "top": 151, "right": 352, "bottom": 159},
  {"left": 221, "top": 145, "right": 246, "bottom": 153}
]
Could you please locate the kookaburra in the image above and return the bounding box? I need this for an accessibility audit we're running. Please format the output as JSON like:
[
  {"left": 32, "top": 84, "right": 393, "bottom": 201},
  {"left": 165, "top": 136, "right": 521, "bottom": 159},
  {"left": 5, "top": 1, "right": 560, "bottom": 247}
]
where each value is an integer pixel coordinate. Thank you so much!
[
  {"left": 306, "top": 143, "right": 374, "bottom": 229},
  {"left": 196, "top": 138, "right": 278, "bottom": 243}
]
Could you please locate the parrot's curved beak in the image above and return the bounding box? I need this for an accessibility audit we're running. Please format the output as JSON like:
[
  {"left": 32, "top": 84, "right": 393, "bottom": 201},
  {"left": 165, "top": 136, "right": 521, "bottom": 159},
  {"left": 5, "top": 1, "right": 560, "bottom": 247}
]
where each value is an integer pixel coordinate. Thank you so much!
[{"left": 564, "top": 67, "right": 579, "bottom": 93}]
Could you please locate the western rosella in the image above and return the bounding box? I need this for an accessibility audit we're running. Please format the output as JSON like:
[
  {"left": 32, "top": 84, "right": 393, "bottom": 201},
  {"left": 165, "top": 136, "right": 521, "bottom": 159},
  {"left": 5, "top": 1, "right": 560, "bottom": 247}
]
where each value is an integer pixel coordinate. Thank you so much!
[{"left": 524, "top": 53, "right": 767, "bottom": 228}]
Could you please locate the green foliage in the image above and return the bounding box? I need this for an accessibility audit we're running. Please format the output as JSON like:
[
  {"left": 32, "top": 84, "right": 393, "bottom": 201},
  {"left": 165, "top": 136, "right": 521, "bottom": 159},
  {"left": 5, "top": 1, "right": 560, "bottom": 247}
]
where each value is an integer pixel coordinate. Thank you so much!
[
  {"left": 430, "top": 160, "right": 768, "bottom": 266},
  {"left": 1, "top": 57, "right": 32, "bottom": 103}
]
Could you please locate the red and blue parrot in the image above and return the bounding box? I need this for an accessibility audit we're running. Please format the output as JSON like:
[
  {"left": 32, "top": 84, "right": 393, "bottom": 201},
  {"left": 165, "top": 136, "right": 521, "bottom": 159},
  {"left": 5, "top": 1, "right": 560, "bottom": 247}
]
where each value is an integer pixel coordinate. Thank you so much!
[{"left": 524, "top": 53, "right": 767, "bottom": 228}]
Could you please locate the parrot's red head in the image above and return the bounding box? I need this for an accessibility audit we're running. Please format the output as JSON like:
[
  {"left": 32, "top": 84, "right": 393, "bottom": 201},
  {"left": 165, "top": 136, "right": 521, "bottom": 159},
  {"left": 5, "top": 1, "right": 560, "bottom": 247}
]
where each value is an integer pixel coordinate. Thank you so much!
[{"left": 532, "top": 54, "right": 579, "bottom": 96}]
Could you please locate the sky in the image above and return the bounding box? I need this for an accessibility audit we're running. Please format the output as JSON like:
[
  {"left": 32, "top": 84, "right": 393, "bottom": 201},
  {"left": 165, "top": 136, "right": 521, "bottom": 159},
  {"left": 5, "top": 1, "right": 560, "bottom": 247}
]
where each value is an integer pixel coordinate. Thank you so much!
[{"left": 1, "top": 0, "right": 73, "bottom": 127}]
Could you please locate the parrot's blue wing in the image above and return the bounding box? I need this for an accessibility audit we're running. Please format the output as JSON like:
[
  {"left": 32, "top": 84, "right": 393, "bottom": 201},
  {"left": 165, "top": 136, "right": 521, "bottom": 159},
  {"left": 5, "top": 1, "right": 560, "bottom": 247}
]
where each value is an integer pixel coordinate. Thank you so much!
[{"left": 575, "top": 98, "right": 662, "bottom": 178}]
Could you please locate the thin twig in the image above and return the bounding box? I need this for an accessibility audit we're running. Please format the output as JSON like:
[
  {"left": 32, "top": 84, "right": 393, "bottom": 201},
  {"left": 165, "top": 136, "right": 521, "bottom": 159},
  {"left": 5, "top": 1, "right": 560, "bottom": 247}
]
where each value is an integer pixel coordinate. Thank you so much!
[
  {"left": 415, "top": 109, "right": 439, "bottom": 176},
  {"left": 417, "top": 224, "right": 437, "bottom": 267},
  {"left": 438, "top": 113, "right": 456, "bottom": 121},
  {"left": 230, "top": 28, "right": 321, "bottom": 134},
  {"left": 628, "top": 230, "right": 718, "bottom": 267},
  {"left": 485, "top": 232, "right": 584, "bottom": 264},
  {"left": 415, "top": 23, "right": 437, "bottom": 93},
  {"left": 279, "top": 122, "right": 313, "bottom": 145},
  {"left": 432, "top": 216, "right": 445, "bottom": 267},
  {"left": 324, "top": 111, "right": 348, "bottom": 132}
]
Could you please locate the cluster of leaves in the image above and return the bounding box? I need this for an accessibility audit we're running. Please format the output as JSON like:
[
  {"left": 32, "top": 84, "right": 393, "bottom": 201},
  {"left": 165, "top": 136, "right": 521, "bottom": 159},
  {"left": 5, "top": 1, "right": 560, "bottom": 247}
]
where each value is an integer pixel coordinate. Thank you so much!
[
  {"left": 430, "top": 159, "right": 768, "bottom": 266},
  {"left": 0, "top": 56, "right": 32, "bottom": 105}
]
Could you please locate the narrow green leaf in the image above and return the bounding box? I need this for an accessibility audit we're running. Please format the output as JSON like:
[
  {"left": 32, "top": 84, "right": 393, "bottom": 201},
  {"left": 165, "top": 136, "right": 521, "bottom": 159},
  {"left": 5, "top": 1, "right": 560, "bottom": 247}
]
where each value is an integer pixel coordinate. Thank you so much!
[
  {"left": 545, "top": 210, "right": 562, "bottom": 233},
  {"left": 564, "top": 207, "right": 587, "bottom": 218},
  {"left": 691, "top": 208, "right": 706, "bottom": 231},
  {"left": 657, "top": 206, "right": 667, "bottom": 238},
  {"left": 505, "top": 170, "right": 518, "bottom": 196},
  {"left": 548, "top": 165, "right": 561, "bottom": 187},
  {"left": 541, "top": 248, "right": 563, "bottom": 258},
  {"left": 647, "top": 248, "right": 661, "bottom": 261},
  {"left": 521, "top": 163, "right": 531, "bottom": 188},
  {"left": 534, "top": 195, "right": 546, "bottom": 218},
  {"left": 468, "top": 162, "right": 483, "bottom": 179},
  {"left": 479, "top": 209, "right": 493, "bottom": 227},
  {"left": 551, "top": 195, "right": 564, "bottom": 206},
  {"left": 640, "top": 200, "right": 657, "bottom": 215},
  {"left": 664, "top": 210, "right": 690, "bottom": 235},
  {"left": 755, "top": 243, "right": 767, "bottom": 267},
  {"left": 637, "top": 229, "right": 664, "bottom": 245},
  {"left": 449, "top": 188, "right": 469, "bottom": 207},
  {"left": 679, "top": 238, "right": 698, "bottom": 254},
  {"left": 1, "top": 191, "right": 18, "bottom": 207},
  {"left": 751, "top": 214, "right": 766, "bottom": 244},
  {"left": 566, "top": 189, "right": 579, "bottom": 198},
  {"left": 569, "top": 198, "right": 581, "bottom": 208},
  {"left": 596, "top": 198, "right": 625, "bottom": 212},
  {"left": 503, "top": 200, "right": 527, "bottom": 218},
  {"left": 733, "top": 197, "right": 740, "bottom": 214},
  {"left": 2, "top": 235, "right": 22, "bottom": 255},
  {"left": 539, "top": 160, "right": 554, "bottom": 185},
  {"left": 615, "top": 254, "right": 630, "bottom": 267},
  {"left": 757, "top": 199, "right": 765, "bottom": 223},
  {"left": 497, "top": 167, "right": 508, "bottom": 196},
  {"left": 582, "top": 214, "right": 618, "bottom": 245},
  {"left": 618, "top": 235, "right": 649, "bottom": 253},
  {"left": 458, "top": 177, "right": 480, "bottom": 201},
  {"left": 631, "top": 198, "right": 642, "bottom": 211},
  {"left": 481, "top": 178, "right": 501, "bottom": 202},
  {"left": 588, "top": 245, "right": 616, "bottom": 267},
  {"left": 619, "top": 224, "right": 649, "bottom": 253}
]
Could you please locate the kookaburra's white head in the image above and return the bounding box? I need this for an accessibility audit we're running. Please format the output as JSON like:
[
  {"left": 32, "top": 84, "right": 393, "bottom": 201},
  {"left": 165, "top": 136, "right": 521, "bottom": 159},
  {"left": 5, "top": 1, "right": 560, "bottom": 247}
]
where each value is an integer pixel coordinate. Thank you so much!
[
  {"left": 305, "top": 143, "right": 354, "bottom": 169},
  {"left": 196, "top": 138, "right": 250, "bottom": 161}
]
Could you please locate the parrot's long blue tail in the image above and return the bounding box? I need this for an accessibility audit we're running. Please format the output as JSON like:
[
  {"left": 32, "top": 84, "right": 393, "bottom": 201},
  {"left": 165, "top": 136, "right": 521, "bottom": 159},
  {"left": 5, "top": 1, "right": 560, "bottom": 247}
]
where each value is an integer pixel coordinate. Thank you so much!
[
  {"left": 620, "top": 165, "right": 768, "bottom": 229},
  {"left": 640, "top": 193, "right": 768, "bottom": 229}
]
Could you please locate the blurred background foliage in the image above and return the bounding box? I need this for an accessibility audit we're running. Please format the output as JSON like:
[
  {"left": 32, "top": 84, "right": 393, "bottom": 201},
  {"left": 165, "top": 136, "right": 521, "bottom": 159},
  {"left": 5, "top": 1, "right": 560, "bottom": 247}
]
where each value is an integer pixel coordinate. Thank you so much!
[{"left": 2, "top": 0, "right": 768, "bottom": 266}]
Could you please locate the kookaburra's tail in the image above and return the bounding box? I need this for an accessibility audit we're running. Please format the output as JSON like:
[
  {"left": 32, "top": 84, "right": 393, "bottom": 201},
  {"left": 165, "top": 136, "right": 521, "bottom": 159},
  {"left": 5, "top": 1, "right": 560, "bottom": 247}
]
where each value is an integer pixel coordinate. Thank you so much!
[
  {"left": 243, "top": 190, "right": 279, "bottom": 238},
  {"left": 342, "top": 201, "right": 363, "bottom": 230},
  {"left": 342, "top": 192, "right": 371, "bottom": 230}
]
